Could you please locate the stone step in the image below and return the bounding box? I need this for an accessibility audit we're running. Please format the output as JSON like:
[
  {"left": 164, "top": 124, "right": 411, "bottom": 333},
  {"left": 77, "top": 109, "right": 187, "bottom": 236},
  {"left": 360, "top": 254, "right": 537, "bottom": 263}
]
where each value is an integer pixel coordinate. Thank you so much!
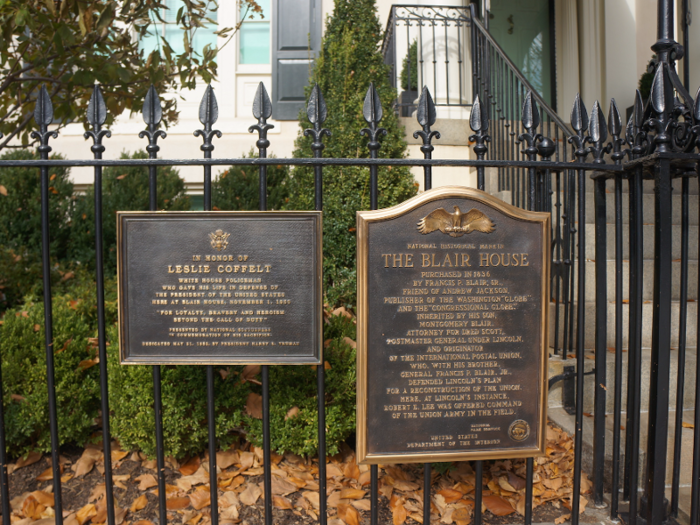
[
  {"left": 548, "top": 300, "right": 698, "bottom": 350},
  {"left": 564, "top": 259, "right": 699, "bottom": 302},
  {"left": 577, "top": 191, "right": 700, "bottom": 226},
  {"left": 583, "top": 174, "right": 700, "bottom": 196},
  {"left": 548, "top": 348, "right": 697, "bottom": 414},
  {"left": 579, "top": 223, "right": 700, "bottom": 260},
  {"left": 548, "top": 407, "right": 697, "bottom": 501}
]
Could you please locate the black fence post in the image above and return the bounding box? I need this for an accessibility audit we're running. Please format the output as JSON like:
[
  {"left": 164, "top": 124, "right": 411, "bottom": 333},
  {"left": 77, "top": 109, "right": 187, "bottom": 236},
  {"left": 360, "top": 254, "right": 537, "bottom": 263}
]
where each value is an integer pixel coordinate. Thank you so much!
[
  {"left": 84, "top": 85, "right": 116, "bottom": 525},
  {"left": 361, "top": 82, "right": 386, "bottom": 525},
  {"left": 303, "top": 83, "right": 331, "bottom": 525},
  {"left": 30, "top": 85, "right": 63, "bottom": 525},
  {"left": 194, "top": 84, "right": 223, "bottom": 525},
  {"left": 138, "top": 84, "right": 168, "bottom": 525},
  {"left": 249, "top": 82, "right": 274, "bottom": 525}
]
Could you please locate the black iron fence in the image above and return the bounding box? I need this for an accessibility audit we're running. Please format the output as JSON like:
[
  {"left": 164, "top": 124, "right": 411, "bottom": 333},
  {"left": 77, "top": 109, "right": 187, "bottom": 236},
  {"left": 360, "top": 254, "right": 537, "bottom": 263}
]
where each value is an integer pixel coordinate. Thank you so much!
[{"left": 1, "top": 19, "right": 700, "bottom": 525}]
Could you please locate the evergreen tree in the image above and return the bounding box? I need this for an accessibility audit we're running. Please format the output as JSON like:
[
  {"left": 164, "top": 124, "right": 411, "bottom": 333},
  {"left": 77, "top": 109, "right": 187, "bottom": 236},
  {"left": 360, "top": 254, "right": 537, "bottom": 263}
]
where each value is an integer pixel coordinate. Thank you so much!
[{"left": 287, "top": 0, "right": 417, "bottom": 308}]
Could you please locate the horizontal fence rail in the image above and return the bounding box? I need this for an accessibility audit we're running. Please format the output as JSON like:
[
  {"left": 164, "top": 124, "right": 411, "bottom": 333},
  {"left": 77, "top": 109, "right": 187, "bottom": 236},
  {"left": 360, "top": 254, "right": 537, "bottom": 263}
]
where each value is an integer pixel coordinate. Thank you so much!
[{"left": 0, "top": 45, "right": 699, "bottom": 525}]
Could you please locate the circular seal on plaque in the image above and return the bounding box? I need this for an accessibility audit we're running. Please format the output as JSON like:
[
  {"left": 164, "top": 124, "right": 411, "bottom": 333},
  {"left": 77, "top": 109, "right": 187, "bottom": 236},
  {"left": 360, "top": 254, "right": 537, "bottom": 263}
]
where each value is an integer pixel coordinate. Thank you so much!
[{"left": 508, "top": 420, "right": 530, "bottom": 441}]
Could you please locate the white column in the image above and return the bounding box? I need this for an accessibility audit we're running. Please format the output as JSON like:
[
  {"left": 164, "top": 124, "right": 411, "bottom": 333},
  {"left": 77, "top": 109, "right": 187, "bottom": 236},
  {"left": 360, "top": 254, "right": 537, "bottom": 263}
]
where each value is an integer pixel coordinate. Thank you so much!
[
  {"left": 555, "top": 0, "right": 581, "bottom": 116},
  {"left": 577, "top": 0, "right": 606, "bottom": 106}
]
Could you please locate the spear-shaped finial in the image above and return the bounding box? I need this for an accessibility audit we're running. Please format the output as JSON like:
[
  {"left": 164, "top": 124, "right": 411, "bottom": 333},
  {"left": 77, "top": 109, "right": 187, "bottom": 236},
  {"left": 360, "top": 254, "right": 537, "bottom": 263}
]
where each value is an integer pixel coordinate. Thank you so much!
[
  {"left": 248, "top": 82, "right": 274, "bottom": 151},
  {"left": 138, "top": 85, "right": 167, "bottom": 155},
  {"left": 414, "top": 87, "right": 441, "bottom": 154},
  {"left": 608, "top": 98, "right": 625, "bottom": 164},
  {"left": 31, "top": 85, "right": 58, "bottom": 155},
  {"left": 589, "top": 100, "right": 610, "bottom": 163},
  {"left": 304, "top": 84, "right": 331, "bottom": 157},
  {"left": 568, "top": 93, "right": 590, "bottom": 160},
  {"left": 468, "top": 94, "right": 489, "bottom": 160},
  {"left": 360, "top": 83, "right": 387, "bottom": 152},
  {"left": 194, "top": 85, "right": 222, "bottom": 154},
  {"left": 84, "top": 85, "right": 111, "bottom": 156},
  {"left": 518, "top": 91, "right": 542, "bottom": 161}
]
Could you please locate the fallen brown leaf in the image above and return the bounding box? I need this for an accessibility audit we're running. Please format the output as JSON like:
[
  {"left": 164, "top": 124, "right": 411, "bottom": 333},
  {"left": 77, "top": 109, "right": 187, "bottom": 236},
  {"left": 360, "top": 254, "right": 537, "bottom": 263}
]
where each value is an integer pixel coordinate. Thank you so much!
[
  {"left": 339, "top": 488, "right": 365, "bottom": 500},
  {"left": 345, "top": 505, "right": 361, "bottom": 525},
  {"left": 178, "top": 456, "right": 201, "bottom": 476},
  {"left": 392, "top": 503, "right": 407, "bottom": 525},
  {"left": 0, "top": 185, "right": 7, "bottom": 196},
  {"left": 16, "top": 451, "right": 42, "bottom": 469},
  {"left": 273, "top": 496, "right": 293, "bottom": 510},
  {"left": 682, "top": 421, "right": 695, "bottom": 429},
  {"left": 216, "top": 450, "right": 238, "bottom": 469},
  {"left": 285, "top": 406, "right": 300, "bottom": 420},
  {"left": 239, "top": 484, "right": 262, "bottom": 506},
  {"left": 166, "top": 497, "right": 190, "bottom": 510},
  {"left": 136, "top": 474, "right": 158, "bottom": 491},
  {"left": 246, "top": 393, "right": 263, "bottom": 419},
  {"left": 74, "top": 448, "right": 102, "bottom": 477},
  {"left": 130, "top": 494, "right": 148, "bottom": 513},
  {"left": 76, "top": 504, "right": 97, "bottom": 525},
  {"left": 483, "top": 495, "right": 515, "bottom": 516},
  {"left": 189, "top": 487, "right": 211, "bottom": 510}
]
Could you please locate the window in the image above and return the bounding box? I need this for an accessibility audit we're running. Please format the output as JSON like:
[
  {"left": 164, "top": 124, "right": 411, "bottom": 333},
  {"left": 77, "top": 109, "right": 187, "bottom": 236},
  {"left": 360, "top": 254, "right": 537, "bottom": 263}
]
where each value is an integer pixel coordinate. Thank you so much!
[
  {"left": 239, "top": 0, "right": 270, "bottom": 65},
  {"left": 140, "top": 0, "right": 218, "bottom": 57}
]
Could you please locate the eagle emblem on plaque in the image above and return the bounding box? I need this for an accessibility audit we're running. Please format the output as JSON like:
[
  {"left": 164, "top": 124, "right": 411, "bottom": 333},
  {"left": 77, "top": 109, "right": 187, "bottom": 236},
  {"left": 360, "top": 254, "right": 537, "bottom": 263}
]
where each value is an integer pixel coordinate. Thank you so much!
[
  {"left": 209, "top": 229, "right": 230, "bottom": 251},
  {"left": 417, "top": 206, "right": 495, "bottom": 237}
]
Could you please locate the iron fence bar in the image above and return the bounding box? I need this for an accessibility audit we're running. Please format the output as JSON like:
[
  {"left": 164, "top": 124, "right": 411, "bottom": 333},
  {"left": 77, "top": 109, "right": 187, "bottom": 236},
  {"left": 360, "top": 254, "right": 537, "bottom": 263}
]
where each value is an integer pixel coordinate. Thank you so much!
[
  {"left": 140, "top": 85, "right": 168, "bottom": 525},
  {"left": 671, "top": 174, "right": 690, "bottom": 516},
  {"left": 571, "top": 167, "right": 586, "bottom": 524},
  {"left": 363, "top": 83, "right": 385, "bottom": 525},
  {"left": 196, "top": 84, "right": 221, "bottom": 525},
  {"left": 305, "top": 82, "right": 330, "bottom": 525},
  {"left": 610, "top": 173, "right": 624, "bottom": 520},
  {"left": 0, "top": 158, "right": 624, "bottom": 170},
  {"left": 624, "top": 165, "right": 644, "bottom": 520},
  {"left": 85, "top": 85, "right": 116, "bottom": 525},
  {"left": 553, "top": 170, "right": 562, "bottom": 355},
  {"left": 34, "top": 86, "right": 64, "bottom": 525},
  {"left": 593, "top": 175, "right": 607, "bottom": 507},
  {"left": 693, "top": 158, "right": 700, "bottom": 525},
  {"left": 525, "top": 458, "right": 533, "bottom": 525},
  {"left": 474, "top": 461, "right": 483, "bottom": 525},
  {"left": 561, "top": 169, "right": 572, "bottom": 357},
  {"left": 645, "top": 157, "right": 673, "bottom": 524},
  {"left": 0, "top": 350, "right": 8, "bottom": 525},
  {"left": 250, "top": 82, "right": 273, "bottom": 525}
]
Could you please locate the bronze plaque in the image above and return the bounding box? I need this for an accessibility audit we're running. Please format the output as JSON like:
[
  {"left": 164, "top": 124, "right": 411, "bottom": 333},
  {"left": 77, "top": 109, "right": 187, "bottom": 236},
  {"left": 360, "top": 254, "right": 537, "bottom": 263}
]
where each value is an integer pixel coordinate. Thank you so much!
[
  {"left": 117, "top": 211, "right": 322, "bottom": 365},
  {"left": 356, "top": 187, "right": 549, "bottom": 464}
]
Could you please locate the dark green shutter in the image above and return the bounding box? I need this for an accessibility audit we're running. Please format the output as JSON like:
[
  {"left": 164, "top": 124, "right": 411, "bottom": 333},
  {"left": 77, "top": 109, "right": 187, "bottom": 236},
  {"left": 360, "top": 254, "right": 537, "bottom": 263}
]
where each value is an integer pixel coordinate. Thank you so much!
[{"left": 271, "top": 0, "right": 321, "bottom": 120}]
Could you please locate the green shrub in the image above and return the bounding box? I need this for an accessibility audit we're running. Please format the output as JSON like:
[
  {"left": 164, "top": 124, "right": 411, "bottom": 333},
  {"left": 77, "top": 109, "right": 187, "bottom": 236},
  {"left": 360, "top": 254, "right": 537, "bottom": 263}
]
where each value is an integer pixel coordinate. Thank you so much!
[
  {"left": 244, "top": 313, "right": 357, "bottom": 456},
  {"left": 107, "top": 312, "right": 357, "bottom": 458},
  {"left": 69, "top": 150, "right": 190, "bottom": 275},
  {"left": 0, "top": 271, "right": 114, "bottom": 458},
  {"left": 0, "top": 150, "right": 73, "bottom": 261},
  {"left": 400, "top": 40, "right": 418, "bottom": 91},
  {"left": 288, "top": 0, "right": 418, "bottom": 308},
  {"left": 0, "top": 247, "right": 92, "bottom": 314},
  {"left": 213, "top": 150, "right": 290, "bottom": 211}
]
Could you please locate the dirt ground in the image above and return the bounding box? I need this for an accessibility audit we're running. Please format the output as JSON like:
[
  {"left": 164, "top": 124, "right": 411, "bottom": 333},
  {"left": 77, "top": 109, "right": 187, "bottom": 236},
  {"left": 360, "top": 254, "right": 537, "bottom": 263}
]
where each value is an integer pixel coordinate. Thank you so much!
[{"left": 2, "top": 426, "right": 587, "bottom": 525}]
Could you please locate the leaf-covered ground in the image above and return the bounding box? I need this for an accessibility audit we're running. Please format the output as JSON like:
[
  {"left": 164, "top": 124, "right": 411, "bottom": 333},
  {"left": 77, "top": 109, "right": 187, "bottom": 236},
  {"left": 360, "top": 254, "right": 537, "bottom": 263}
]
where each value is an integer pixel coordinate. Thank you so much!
[{"left": 3, "top": 423, "right": 591, "bottom": 525}]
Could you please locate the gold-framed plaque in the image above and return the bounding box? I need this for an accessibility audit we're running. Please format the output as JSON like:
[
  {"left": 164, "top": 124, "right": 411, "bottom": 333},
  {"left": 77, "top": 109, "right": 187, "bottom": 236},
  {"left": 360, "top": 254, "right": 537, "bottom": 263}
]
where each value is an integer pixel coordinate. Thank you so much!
[
  {"left": 117, "top": 211, "right": 322, "bottom": 365},
  {"left": 356, "top": 187, "right": 549, "bottom": 464}
]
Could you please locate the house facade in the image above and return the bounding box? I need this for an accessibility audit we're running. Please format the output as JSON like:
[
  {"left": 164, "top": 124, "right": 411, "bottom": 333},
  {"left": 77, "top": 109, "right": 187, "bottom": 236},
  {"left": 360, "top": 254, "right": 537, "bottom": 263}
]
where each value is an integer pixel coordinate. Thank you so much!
[{"left": 51, "top": 0, "right": 699, "bottom": 200}]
